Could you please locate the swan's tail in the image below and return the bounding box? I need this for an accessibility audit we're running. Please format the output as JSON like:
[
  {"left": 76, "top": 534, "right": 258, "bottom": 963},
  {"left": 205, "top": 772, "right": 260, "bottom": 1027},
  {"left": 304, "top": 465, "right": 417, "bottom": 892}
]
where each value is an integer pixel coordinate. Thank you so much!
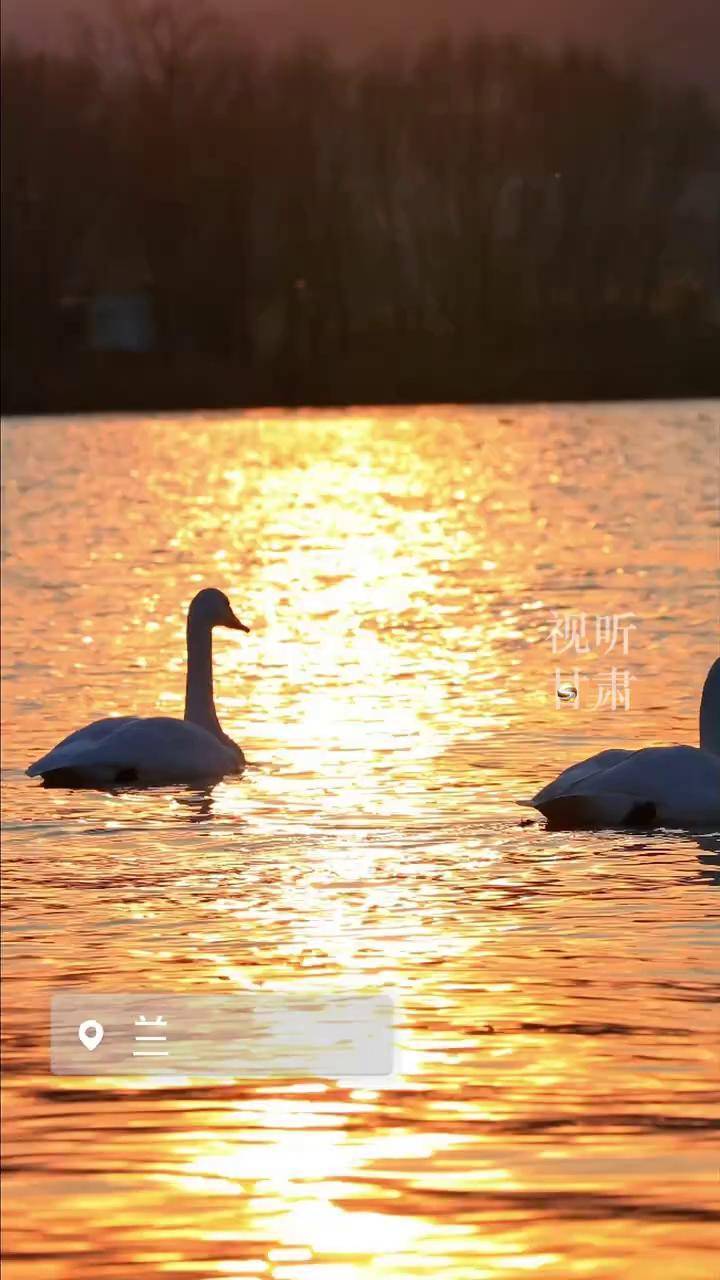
[
  {"left": 27, "top": 761, "right": 132, "bottom": 786},
  {"left": 535, "top": 793, "right": 656, "bottom": 830}
]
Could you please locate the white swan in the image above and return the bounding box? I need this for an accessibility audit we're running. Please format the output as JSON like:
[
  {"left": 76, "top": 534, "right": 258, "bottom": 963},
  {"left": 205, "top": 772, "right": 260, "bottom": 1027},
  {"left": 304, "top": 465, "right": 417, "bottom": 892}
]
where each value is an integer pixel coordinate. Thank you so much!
[
  {"left": 531, "top": 658, "right": 720, "bottom": 830},
  {"left": 27, "top": 588, "right": 249, "bottom": 787}
]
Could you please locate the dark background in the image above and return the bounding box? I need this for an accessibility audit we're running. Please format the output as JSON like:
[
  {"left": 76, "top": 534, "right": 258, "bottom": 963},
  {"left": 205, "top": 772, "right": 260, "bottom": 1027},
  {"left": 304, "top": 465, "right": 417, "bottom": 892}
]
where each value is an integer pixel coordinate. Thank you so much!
[
  {"left": 3, "top": 0, "right": 719, "bottom": 413},
  {"left": 5, "top": 0, "right": 720, "bottom": 96}
]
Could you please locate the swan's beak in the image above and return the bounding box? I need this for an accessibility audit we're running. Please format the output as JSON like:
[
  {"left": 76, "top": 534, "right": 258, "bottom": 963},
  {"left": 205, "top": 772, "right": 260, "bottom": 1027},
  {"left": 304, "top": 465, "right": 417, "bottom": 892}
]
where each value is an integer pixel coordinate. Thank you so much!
[{"left": 227, "top": 610, "right": 250, "bottom": 632}]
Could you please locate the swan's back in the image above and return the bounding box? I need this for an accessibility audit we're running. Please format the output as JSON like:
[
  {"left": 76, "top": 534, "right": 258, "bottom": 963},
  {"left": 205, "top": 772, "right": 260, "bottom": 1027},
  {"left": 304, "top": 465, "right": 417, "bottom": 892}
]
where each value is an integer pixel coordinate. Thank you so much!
[
  {"left": 27, "top": 717, "right": 141, "bottom": 777},
  {"left": 534, "top": 745, "right": 720, "bottom": 830},
  {"left": 27, "top": 716, "right": 242, "bottom": 786},
  {"left": 531, "top": 748, "right": 634, "bottom": 808}
]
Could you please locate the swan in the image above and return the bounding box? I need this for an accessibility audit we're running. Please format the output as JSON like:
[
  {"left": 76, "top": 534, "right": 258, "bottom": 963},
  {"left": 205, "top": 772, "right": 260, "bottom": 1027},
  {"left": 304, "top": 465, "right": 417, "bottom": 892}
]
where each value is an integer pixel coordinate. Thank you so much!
[
  {"left": 26, "top": 588, "right": 249, "bottom": 787},
  {"left": 531, "top": 658, "right": 720, "bottom": 830}
]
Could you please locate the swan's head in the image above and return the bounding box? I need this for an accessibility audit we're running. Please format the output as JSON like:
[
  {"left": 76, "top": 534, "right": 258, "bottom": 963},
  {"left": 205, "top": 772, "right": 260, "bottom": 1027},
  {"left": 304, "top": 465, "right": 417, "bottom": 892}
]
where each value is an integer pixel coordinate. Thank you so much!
[
  {"left": 699, "top": 657, "right": 720, "bottom": 755},
  {"left": 189, "top": 588, "right": 249, "bottom": 632}
]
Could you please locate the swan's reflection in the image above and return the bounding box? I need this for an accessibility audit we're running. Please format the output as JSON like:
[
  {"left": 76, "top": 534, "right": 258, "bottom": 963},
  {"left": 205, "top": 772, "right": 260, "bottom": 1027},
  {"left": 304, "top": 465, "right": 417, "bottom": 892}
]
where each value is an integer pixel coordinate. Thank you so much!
[
  {"left": 694, "top": 832, "right": 720, "bottom": 883},
  {"left": 693, "top": 833, "right": 720, "bottom": 856},
  {"left": 173, "top": 785, "right": 217, "bottom": 824}
]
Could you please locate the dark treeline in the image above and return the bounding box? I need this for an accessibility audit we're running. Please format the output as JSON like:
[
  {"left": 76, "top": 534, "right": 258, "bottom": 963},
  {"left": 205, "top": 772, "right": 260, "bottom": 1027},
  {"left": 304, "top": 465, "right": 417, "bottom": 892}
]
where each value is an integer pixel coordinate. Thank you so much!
[{"left": 3, "top": 0, "right": 720, "bottom": 413}]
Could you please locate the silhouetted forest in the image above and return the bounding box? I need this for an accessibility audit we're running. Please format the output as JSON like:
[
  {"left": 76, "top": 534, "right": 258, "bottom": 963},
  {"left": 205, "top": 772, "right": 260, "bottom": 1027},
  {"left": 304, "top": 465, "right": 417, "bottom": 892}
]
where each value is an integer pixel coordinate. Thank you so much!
[{"left": 3, "top": 0, "right": 719, "bottom": 412}]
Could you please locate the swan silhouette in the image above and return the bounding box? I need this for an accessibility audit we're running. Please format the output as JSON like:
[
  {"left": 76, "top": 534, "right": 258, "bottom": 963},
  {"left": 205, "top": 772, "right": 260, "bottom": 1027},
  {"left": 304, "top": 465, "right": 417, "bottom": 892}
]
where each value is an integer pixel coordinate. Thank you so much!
[
  {"left": 531, "top": 658, "right": 720, "bottom": 830},
  {"left": 27, "top": 588, "right": 249, "bottom": 788}
]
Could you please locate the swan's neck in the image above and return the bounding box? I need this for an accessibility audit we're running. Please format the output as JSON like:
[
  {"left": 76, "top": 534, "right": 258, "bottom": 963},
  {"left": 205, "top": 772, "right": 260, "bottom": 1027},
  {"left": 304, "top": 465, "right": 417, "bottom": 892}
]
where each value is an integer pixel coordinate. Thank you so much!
[
  {"left": 701, "top": 718, "right": 720, "bottom": 755},
  {"left": 699, "top": 659, "right": 720, "bottom": 755},
  {"left": 184, "top": 617, "right": 222, "bottom": 740}
]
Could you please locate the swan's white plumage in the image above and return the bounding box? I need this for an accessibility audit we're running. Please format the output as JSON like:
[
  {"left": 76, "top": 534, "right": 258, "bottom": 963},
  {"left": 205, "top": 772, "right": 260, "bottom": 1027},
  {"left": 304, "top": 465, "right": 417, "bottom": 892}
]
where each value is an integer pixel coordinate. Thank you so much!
[
  {"left": 26, "top": 717, "right": 240, "bottom": 786},
  {"left": 27, "top": 588, "right": 248, "bottom": 787},
  {"left": 531, "top": 658, "right": 720, "bottom": 830},
  {"left": 532, "top": 749, "right": 634, "bottom": 807}
]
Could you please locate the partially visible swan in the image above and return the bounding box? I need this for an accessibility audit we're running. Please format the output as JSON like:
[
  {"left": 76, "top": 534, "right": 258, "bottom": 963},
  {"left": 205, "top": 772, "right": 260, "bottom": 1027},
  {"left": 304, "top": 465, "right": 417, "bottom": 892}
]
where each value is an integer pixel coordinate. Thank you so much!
[
  {"left": 531, "top": 658, "right": 720, "bottom": 830},
  {"left": 27, "top": 588, "right": 249, "bottom": 787}
]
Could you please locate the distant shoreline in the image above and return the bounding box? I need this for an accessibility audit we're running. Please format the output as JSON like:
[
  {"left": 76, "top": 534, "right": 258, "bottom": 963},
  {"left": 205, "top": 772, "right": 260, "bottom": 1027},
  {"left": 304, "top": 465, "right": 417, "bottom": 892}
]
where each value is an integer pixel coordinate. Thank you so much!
[
  {"left": 3, "top": 342, "right": 718, "bottom": 417},
  {"left": 5, "top": 32, "right": 719, "bottom": 422}
]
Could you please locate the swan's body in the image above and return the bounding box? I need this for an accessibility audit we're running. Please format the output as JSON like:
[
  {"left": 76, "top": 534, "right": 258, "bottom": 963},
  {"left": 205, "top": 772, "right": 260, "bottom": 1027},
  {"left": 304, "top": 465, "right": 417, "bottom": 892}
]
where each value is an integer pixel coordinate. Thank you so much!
[
  {"left": 27, "top": 588, "right": 249, "bottom": 787},
  {"left": 531, "top": 659, "right": 720, "bottom": 830}
]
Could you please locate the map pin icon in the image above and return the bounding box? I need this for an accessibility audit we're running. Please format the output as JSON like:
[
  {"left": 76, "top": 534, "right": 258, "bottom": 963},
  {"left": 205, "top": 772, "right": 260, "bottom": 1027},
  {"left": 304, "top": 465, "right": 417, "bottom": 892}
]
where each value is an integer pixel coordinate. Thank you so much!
[{"left": 78, "top": 1019, "right": 104, "bottom": 1051}]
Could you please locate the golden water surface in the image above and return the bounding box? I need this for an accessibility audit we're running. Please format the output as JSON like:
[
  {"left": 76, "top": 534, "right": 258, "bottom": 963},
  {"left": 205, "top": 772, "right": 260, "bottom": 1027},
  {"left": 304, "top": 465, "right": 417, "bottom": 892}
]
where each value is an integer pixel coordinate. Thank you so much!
[{"left": 2, "top": 405, "right": 719, "bottom": 1280}]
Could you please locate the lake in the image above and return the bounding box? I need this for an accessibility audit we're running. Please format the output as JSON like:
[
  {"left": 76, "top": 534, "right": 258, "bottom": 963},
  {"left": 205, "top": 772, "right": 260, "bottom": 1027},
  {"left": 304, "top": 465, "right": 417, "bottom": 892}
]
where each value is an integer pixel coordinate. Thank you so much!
[{"left": 2, "top": 403, "right": 719, "bottom": 1279}]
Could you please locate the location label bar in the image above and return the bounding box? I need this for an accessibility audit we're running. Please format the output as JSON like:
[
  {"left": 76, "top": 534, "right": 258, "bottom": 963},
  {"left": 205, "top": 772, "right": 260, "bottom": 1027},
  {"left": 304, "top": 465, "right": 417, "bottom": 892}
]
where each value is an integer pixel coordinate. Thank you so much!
[{"left": 51, "top": 991, "right": 394, "bottom": 1078}]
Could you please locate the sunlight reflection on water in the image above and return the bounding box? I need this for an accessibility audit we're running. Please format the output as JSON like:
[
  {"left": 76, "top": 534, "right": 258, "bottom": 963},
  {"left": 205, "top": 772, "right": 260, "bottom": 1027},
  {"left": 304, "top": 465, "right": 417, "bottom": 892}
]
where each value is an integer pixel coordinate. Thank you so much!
[{"left": 2, "top": 404, "right": 719, "bottom": 1280}]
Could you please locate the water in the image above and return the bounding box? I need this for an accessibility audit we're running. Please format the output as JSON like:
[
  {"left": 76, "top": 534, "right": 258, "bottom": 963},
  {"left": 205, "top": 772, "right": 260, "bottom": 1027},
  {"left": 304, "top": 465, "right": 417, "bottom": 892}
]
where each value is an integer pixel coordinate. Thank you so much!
[{"left": 2, "top": 404, "right": 719, "bottom": 1280}]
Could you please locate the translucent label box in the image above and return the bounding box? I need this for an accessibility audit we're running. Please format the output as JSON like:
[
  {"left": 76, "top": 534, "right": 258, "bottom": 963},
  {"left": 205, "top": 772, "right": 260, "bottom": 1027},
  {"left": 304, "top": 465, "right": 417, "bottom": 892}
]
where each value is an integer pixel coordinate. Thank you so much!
[{"left": 51, "top": 991, "right": 394, "bottom": 1078}]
